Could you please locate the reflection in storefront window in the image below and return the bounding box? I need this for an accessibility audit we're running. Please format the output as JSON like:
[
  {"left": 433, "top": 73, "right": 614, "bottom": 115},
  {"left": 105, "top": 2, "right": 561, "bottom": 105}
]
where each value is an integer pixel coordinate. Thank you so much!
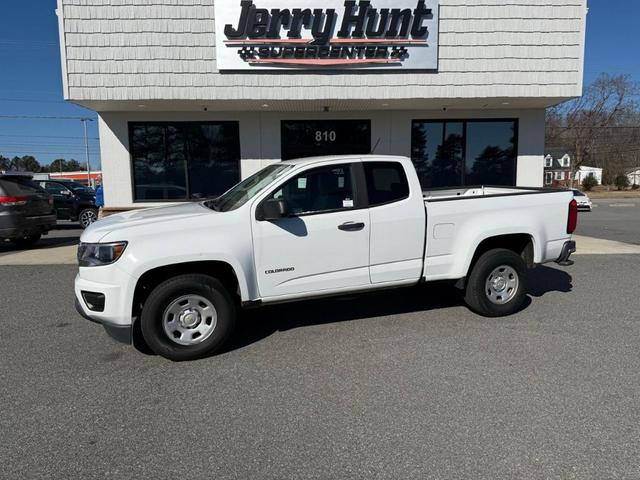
[
  {"left": 130, "top": 122, "right": 241, "bottom": 202},
  {"left": 411, "top": 120, "right": 517, "bottom": 188}
]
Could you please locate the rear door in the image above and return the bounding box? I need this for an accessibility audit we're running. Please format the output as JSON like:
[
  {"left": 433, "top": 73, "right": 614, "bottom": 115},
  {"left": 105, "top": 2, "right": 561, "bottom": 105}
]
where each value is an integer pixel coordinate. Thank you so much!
[
  {"left": 364, "top": 161, "right": 427, "bottom": 283},
  {"left": 253, "top": 162, "right": 371, "bottom": 298},
  {"left": 0, "top": 177, "right": 52, "bottom": 217}
]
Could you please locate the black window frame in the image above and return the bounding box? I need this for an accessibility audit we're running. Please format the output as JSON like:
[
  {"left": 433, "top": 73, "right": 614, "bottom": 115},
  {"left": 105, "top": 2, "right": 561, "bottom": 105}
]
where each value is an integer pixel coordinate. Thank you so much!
[
  {"left": 363, "top": 161, "right": 411, "bottom": 208},
  {"left": 411, "top": 118, "right": 519, "bottom": 188},
  {"left": 258, "top": 162, "right": 368, "bottom": 219},
  {"left": 128, "top": 121, "right": 241, "bottom": 203}
]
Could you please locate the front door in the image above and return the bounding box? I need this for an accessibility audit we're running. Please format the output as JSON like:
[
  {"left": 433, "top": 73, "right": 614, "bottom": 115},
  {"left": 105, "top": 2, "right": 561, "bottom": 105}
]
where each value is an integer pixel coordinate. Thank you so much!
[{"left": 253, "top": 163, "right": 371, "bottom": 299}]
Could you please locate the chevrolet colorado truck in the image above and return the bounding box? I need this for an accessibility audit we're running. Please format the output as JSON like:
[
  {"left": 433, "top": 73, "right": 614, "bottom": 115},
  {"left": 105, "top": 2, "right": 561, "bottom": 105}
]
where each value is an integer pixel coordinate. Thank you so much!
[{"left": 75, "top": 155, "right": 577, "bottom": 361}]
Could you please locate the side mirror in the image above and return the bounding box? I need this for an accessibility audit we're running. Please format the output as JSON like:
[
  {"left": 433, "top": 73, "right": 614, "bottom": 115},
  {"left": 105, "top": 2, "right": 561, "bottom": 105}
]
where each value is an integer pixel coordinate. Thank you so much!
[
  {"left": 259, "top": 198, "right": 288, "bottom": 221},
  {"left": 62, "top": 190, "right": 73, "bottom": 196}
]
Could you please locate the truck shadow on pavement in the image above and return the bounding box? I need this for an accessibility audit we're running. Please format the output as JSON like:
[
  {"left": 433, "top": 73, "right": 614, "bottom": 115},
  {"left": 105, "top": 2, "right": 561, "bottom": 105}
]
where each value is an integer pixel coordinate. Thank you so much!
[{"left": 215, "top": 265, "right": 573, "bottom": 356}]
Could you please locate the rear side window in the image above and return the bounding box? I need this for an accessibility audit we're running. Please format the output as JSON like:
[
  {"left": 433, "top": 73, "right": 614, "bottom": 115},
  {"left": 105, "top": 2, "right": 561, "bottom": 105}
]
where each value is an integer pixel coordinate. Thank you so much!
[
  {"left": 364, "top": 162, "right": 410, "bottom": 207},
  {"left": 0, "top": 178, "right": 44, "bottom": 196}
]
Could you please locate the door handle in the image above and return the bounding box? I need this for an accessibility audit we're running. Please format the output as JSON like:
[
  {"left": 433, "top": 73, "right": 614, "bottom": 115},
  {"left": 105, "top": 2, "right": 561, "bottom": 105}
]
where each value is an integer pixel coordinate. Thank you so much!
[{"left": 338, "top": 222, "right": 365, "bottom": 232}]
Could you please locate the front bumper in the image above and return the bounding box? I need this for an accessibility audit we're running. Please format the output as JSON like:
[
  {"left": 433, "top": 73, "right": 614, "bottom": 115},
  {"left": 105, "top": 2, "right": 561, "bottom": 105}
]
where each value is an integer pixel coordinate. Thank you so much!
[
  {"left": 556, "top": 240, "right": 577, "bottom": 267},
  {"left": 75, "top": 297, "right": 132, "bottom": 344},
  {"left": 74, "top": 268, "right": 136, "bottom": 344}
]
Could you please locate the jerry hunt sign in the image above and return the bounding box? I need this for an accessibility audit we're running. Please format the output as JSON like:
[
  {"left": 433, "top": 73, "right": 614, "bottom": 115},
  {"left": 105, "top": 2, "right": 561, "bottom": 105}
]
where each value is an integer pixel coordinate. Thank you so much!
[{"left": 214, "top": 0, "right": 439, "bottom": 70}]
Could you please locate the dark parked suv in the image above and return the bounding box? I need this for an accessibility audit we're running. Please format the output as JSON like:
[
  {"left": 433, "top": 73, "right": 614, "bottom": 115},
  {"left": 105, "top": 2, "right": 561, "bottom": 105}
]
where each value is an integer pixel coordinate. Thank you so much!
[
  {"left": 38, "top": 180, "right": 98, "bottom": 228},
  {"left": 0, "top": 172, "right": 57, "bottom": 248}
]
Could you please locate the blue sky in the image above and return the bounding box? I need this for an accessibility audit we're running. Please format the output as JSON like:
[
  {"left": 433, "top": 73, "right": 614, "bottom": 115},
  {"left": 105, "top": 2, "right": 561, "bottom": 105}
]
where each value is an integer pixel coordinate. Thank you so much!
[{"left": 0, "top": 0, "right": 638, "bottom": 168}]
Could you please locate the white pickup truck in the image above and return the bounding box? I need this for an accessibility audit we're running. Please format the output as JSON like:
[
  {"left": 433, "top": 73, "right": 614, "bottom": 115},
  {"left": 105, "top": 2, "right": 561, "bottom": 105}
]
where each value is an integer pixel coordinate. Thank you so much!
[{"left": 75, "top": 155, "right": 577, "bottom": 361}]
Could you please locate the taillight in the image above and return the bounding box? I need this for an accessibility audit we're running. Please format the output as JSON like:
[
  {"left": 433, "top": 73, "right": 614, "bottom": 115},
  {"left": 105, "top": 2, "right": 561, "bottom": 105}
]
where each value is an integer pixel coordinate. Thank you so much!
[
  {"left": 567, "top": 199, "right": 578, "bottom": 234},
  {"left": 0, "top": 195, "right": 28, "bottom": 206}
]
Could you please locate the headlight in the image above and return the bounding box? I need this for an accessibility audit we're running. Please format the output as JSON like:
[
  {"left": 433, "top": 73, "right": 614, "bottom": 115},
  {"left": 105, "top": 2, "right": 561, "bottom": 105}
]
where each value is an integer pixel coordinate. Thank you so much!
[{"left": 78, "top": 242, "right": 127, "bottom": 267}]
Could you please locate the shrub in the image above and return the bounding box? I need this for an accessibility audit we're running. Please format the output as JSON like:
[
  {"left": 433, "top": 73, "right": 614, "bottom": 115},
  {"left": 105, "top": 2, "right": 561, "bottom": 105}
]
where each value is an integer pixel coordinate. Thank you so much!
[
  {"left": 581, "top": 175, "right": 598, "bottom": 191},
  {"left": 614, "top": 175, "right": 631, "bottom": 191},
  {"left": 632, "top": 184, "right": 640, "bottom": 191}
]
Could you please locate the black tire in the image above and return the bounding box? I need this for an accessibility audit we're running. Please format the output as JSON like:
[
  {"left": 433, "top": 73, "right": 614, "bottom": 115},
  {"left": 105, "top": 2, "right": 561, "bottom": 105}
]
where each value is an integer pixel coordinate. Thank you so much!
[
  {"left": 12, "top": 233, "right": 42, "bottom": 249},
  {"left": 78, "top": 208, "right": 98, "bottom": 229},
  {"left": 140, "top": 274, "right": 236, "bottom": 361},
  {"left": 464, "top": 248, "right": 528, "bottom": 317}
]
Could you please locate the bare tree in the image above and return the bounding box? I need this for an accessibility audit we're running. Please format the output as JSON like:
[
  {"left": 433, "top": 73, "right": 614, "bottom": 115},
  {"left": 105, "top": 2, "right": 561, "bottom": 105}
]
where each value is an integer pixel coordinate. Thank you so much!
[{"left": 546, "top": 74, "right": 640, "bottom": 186}]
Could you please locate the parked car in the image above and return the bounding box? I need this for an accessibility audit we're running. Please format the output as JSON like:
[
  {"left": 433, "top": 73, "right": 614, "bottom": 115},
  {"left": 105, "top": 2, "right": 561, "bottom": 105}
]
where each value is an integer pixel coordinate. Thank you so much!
[
  {"left": 38, "top": 179, "right": 98, "bottom": 228},
  {"left": 0, "top": 171, "right": 56, "bottom": 248},
  {"left": 75, "top": 155, "right": 578, "bottom": 361},
  {"left": 572, "top": 189, "right": 593, "bottom": 211}
]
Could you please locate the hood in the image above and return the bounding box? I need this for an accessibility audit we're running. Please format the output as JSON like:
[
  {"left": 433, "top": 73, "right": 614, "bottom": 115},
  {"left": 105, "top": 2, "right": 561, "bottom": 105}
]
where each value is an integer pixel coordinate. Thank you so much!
[{"left": 81, "top": 202, "right": 214, "bottom": 243}]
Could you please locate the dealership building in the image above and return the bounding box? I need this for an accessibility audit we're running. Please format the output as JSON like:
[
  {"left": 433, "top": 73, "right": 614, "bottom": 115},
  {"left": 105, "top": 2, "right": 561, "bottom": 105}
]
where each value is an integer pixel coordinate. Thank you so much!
[{"left": 56, "top": 0, "right": 587, "bottom": 209}]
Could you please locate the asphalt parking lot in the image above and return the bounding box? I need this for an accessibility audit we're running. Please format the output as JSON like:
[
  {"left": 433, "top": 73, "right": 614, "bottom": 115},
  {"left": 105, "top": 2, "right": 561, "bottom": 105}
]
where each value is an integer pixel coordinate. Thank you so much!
[
  {"left": 2, "top": 253, "right": 640, "bottom": 479},
  {"left": 0, "top": 221, "right": 83, "bottom": 257},
  {"left": 577, "top": 199, "right": 640, "bottom": 244}
]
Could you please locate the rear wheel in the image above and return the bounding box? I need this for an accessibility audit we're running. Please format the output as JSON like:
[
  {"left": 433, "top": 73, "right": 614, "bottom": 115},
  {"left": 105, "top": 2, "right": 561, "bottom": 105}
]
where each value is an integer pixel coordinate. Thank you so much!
[
  {"left": 12, "top": 233, "right": 41, "bottom": 249},
  {"left": 78, "top": 208, "right": 98, "bottom": 228},
  {"left": 140, "top": 274, "right": 236, "bottom": 361},
  {"left": 464, "top": 248, "right": 528, "bottom": 317}
]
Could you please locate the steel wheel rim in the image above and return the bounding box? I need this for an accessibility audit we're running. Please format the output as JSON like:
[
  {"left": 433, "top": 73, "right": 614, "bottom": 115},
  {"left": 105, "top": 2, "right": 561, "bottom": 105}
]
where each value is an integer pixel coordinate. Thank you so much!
[
  {"left": 485, "top": 265, "right": 519, "bottom": 305},
  {"left": 80, "top": 210, "right": 97, "bottom": 227},
  {"left": 162, "top": 295, "right": 218, "bottom": 346}
]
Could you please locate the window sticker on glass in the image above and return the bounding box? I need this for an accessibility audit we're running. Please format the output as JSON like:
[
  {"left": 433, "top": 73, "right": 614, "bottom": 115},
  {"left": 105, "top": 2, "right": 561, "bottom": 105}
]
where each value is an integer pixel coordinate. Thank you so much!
[
  {"left": 298, "top": 178, "right": 307, "bottom": 189},
  {"left": 338, "top": 176, "right": 345, "bottom": 188},
  {"left": 343, "top": 198, "right": 354, "bottom": 208}
]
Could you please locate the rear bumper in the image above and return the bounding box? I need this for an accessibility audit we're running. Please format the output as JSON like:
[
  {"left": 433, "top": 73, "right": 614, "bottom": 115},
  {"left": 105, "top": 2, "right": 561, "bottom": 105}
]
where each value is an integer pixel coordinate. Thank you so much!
[
  {"left": 75, "top": 297, "right": 132, "bottom": 344},
  {"left": 556, "top": 240, "right": 577, "bottom": 266},
  {"left": 0, "top": 213, "right": 57, "bottom": 239}
]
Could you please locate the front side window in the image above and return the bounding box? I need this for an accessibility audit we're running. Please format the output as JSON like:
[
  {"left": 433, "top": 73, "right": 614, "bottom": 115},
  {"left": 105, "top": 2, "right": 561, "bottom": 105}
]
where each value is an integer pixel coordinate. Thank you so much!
[
  {"left": 364, "top": 162, "right": 410, "bottom": 207},
  {"left": 41, "top": 182, "right": 69, "bottom": 195},
  {"left": 130, "top": 122, "right": 240, "bottom": 201},
  {"left": 412, "top": 119, "right": 517, "bottom": 188},
  {"left": 268, "top": 164, "right": 355, "bottom": 216}
]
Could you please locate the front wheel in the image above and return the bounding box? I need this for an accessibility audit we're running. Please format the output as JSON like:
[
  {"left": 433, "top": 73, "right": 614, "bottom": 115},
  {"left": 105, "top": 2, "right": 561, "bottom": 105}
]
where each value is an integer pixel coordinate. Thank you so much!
[
  {"left": 140, "top": 274, "right": 236, "bottom": 361},
  {"left": 464, "top": 248, "right": 528, "bottom": 317},
  {"left": 78, "top": 208, "right": 98, "bottom": 229}
]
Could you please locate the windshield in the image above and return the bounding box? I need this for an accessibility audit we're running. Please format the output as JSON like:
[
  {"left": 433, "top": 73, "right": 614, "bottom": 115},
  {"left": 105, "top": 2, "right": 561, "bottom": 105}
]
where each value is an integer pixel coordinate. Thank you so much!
[
  {"left": 573, "top": 190, "right": 585, "bottom": 197},
  {"left": 206, "top": 164, "right": 293, "bottom": 212}
]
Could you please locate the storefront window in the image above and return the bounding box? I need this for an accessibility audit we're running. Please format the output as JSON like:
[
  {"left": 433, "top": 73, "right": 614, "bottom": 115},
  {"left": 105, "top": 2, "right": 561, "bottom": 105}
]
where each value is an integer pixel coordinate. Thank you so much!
[
  {"left": 411, "top": 120, "right": 517, "bottom": 188},
  {"left": 130, "top": 122, "right": 240, "bottom": 201},
  {"left": 281, "top": 120, "right": 371, "bottom": 161}
]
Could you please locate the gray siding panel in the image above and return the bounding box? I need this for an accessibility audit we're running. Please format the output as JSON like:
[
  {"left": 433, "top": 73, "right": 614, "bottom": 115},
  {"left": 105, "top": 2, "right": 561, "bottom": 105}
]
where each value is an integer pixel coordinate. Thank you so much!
[{"left": 60, "top": 0, "right": 587, "bottom": 102}]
